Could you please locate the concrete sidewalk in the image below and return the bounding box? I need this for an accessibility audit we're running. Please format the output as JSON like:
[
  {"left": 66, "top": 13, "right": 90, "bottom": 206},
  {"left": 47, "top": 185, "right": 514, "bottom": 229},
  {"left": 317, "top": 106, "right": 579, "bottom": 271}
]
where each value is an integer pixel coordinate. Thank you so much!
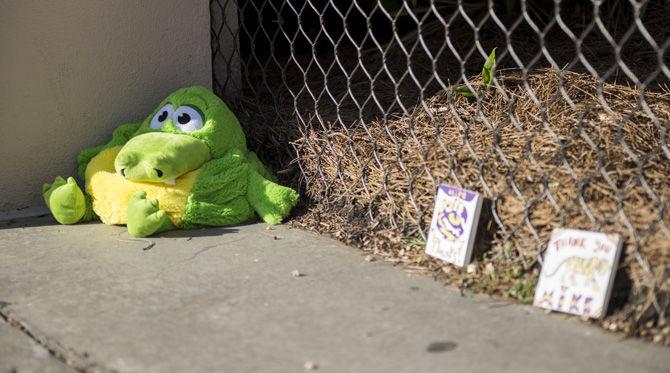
[{"left": 0, "top": 216, "right": 668, "bottom": 373}]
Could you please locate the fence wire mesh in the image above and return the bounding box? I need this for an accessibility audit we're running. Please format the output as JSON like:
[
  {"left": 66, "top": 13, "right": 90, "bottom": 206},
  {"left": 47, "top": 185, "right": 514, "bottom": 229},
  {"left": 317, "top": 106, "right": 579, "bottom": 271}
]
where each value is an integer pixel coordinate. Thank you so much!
[{"left": 211, "top": 0, "right": 670, "bottom": 343}]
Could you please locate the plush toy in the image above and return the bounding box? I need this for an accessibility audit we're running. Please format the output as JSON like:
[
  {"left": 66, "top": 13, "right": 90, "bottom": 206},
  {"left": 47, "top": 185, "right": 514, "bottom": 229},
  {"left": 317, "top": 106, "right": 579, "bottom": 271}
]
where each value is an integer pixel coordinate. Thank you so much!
[{"left": 42, "top": 86, "right": 298, "bottom": 237}]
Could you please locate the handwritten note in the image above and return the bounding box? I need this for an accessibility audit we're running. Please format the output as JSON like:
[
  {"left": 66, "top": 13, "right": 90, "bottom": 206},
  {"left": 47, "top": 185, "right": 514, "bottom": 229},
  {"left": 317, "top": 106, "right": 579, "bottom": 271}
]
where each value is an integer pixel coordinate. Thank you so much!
[
  {"left": 533, "top": 228, "right": 623, "bottom": 319},
  {"left": 425, "top": 185, "right": 483, "bottom": 267}
]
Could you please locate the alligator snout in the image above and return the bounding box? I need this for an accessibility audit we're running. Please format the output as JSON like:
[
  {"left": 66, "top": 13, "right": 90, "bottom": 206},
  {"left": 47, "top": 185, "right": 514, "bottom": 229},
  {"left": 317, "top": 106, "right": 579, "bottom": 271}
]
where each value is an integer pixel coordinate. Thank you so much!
[{"left": 114, "top": 132, "right": 211, "bottom": 183}]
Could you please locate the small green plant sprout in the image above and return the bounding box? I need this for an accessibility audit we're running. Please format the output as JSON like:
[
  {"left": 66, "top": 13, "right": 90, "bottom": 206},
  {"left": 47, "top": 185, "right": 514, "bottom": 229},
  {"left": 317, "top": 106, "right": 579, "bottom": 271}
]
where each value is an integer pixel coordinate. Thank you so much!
[
  {"left": 481, "top": 47, "right": 496, "bottom": 85},
  {"left": 452, "top": 47, "right": 497, "bottom": 98}
]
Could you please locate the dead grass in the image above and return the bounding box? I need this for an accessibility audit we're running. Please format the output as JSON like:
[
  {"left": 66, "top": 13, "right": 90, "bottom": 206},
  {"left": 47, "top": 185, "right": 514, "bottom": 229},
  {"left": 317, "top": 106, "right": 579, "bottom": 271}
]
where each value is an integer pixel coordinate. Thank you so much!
[{"left": 290, "top": 69, "right": 670, "bottom": 344}]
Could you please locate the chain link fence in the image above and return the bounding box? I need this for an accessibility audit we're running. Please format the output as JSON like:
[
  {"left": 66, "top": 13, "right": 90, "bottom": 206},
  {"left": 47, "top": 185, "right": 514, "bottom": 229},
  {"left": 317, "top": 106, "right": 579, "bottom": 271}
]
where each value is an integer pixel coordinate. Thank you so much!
[{"left": 211, "top": 0, "right": 670, "bottom": 343}]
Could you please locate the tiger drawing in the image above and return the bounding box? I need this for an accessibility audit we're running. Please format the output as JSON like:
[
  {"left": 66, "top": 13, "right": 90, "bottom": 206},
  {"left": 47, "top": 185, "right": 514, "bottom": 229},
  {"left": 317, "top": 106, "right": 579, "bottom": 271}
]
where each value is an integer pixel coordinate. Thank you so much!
[
  {"left": 542, "top": 256, "right": 610, "bottom": 291},
  {"left": 435, "top": 199, "right": 468, "bottom": 241}
]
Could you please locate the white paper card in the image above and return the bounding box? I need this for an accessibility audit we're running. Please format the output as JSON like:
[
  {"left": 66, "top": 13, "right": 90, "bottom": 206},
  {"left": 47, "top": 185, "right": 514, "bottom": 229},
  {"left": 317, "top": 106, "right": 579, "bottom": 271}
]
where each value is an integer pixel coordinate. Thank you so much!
[
  {"left": 533, "top": 228, "right": 623, "bottom": 319},
  {"left": 425, "top": 185, "right": 483, "bottom": 267}
]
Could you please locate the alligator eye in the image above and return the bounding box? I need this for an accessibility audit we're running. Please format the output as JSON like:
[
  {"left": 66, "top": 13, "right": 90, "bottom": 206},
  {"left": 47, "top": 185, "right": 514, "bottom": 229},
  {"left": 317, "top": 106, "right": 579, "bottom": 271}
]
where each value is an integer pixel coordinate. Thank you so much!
[
  {"left": 173, "top": 106, "right": 203, "bottom": 132},
  {"left": 150, "top": 104, "right": 174, "bottom": 129},
  {"left": 177, "top": 113, "right": 191, "bottom": 124}
]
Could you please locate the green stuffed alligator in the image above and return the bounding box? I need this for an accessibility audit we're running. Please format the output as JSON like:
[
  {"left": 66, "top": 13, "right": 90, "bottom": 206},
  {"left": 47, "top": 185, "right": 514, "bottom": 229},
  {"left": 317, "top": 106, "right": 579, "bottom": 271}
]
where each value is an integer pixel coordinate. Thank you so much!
[{"left": 42, "top": 86, "right": 298, "bottom": 237}]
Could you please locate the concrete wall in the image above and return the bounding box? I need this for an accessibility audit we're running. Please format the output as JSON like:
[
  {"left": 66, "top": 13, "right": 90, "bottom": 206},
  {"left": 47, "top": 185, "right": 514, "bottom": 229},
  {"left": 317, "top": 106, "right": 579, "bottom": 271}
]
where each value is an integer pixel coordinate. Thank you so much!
[{"left": 0, "top": 0, "right": 215, "bottom": 215}]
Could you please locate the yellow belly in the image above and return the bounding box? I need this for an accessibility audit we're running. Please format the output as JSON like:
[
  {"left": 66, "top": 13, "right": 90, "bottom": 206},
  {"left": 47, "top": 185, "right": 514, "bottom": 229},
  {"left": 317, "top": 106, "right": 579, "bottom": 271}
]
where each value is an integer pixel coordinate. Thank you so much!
[{"left": 85, "top": 146, "right": 200, "bottom": 226}]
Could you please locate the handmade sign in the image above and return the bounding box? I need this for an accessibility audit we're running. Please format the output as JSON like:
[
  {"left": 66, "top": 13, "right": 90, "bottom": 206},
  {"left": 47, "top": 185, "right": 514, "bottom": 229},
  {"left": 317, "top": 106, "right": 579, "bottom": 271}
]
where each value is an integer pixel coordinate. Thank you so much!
[
  {"left": 425, "top": 185, "right": 483, "bottom": 267},
  {"left": 533, "top": 228, "right": 623, "bottom": 319}
]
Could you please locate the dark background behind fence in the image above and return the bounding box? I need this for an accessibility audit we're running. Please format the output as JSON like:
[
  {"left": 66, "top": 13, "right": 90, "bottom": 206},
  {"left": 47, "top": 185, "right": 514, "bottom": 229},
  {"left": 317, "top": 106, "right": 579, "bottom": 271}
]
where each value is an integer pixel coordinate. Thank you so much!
[{"left": 211, "top": 0, "right": 670, "bottom": 344}]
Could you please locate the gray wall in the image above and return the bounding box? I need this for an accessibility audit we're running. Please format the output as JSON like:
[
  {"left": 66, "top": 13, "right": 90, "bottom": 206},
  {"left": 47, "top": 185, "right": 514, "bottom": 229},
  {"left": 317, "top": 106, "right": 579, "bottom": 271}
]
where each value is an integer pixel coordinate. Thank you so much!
[{"left": 0, "top": 0, "right": 220, "bottom": 215}]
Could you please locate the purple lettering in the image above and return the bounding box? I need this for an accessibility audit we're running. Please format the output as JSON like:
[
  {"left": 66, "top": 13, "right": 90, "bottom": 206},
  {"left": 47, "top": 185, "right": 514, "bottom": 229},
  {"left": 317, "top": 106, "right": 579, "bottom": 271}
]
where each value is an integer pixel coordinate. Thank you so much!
[
  {"left": 569, "top": 294, "right": 582, "bottom": 313},
  {"left": 583, "top": 297, "right": 593, "bottom": 315}
]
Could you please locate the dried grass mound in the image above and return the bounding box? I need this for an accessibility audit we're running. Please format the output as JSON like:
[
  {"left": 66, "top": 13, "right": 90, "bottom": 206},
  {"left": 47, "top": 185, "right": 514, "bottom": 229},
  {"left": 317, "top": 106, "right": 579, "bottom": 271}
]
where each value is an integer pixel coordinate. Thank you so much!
[{"left": 293, "top": 68, "right": 670, "bottom": 344}]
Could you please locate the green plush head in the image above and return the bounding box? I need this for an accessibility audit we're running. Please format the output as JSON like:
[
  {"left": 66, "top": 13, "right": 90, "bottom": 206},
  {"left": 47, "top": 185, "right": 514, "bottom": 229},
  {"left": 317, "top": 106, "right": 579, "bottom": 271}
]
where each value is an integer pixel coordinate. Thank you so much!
[{"left": 114, "top": 86, "right": 247, "bottom": 183}]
